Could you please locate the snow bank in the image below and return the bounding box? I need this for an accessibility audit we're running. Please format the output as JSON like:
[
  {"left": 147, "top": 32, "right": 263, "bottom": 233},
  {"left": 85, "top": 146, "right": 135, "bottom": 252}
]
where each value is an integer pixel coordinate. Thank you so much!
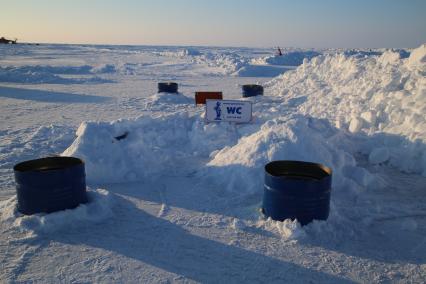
[
  {"left": 233, "top": 65, "right": 293, "bottom": 77},
  {"left": 62, "top": 111, "right": 241, "bottom": 183},
  {"left": 91, "top": 63, "right": 117, "bottom": 74},
  {"left": 202, "top": 50, "right": 319, "bottom": 76},
  {"left": 0, "top": 66, "right": 72, "bottom": 84},
  {"left": 0, "top": 65, "right": 114, "bottom": 84},
  {"left": 155, "top": 48, "right": 201, "bottom": 57},
  {"left": 145, "top": 92, "right": 193, "bottom": 105},
  {"left": 195, "top": 52, "right": 250, "bottom": 75},
  {"left": 267, "top": 44, "right": 426, "bottom": 176},
  {"left": 253, "top": 51, "right": 322, "bottom": 66},
  {"left": 0, "top": 188, "right": 113, "bottom": 236},
  {"left": 406, "top": 44, "right": 426, "bottom": 69},
  {"left": 62, "top": 100, "right": 378, "bottom": 200},
  {"left": 63, "top": 113, "right": 196, "bottom": 183},
  {"left": 342, "top": 48, "right": 410, "bottom": 59},
  {"left": 205, "top": 115, "right": 376, "bottom": 194}
]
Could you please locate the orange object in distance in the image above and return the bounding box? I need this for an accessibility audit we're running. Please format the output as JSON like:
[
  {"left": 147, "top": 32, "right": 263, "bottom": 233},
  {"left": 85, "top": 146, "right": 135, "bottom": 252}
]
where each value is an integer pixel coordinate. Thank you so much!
[{"left": 195, "top": 92, "right": 223, "bottom": 105}]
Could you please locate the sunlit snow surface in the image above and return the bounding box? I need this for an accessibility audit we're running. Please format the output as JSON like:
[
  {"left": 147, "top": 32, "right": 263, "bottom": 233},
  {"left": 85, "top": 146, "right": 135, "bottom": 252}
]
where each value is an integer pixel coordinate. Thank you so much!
[{"left": 1, "top": 44, "right": 425, "bottom": 283}]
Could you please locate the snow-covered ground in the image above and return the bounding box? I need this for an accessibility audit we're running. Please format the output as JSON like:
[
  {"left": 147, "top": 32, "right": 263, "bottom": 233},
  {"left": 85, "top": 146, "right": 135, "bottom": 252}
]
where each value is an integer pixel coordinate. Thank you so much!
[{"left": 0, "top": 43, "right": 425, "bottom": 283}]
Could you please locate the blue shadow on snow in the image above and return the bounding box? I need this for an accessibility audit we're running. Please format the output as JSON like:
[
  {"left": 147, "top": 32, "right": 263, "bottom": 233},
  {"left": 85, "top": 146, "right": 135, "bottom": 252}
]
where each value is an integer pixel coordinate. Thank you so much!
[{"left": 0, "top": 86, "right": 111, "bottom": 103}]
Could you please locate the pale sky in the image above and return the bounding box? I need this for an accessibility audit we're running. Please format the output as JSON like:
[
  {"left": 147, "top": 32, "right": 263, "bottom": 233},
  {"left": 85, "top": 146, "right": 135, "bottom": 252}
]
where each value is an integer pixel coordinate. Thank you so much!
[{"left": 1, "top": 0, "right": 425, "bottom": 48}]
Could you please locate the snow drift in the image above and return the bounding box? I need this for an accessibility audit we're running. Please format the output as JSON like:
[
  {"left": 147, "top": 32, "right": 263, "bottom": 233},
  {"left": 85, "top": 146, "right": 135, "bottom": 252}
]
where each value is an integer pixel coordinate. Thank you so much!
[
  {"left": 253, "top": 50, "right": 322, "bottom": 66},
  {"left": 0, "top": 65, "right": 114, "bottom": 84},
  {"left": 267, "top": 44, "right": 426, "bottom": 176},
  {"left": 0, "top": 188, "right": 113, "bottom": 236},
  {"left": 63, "top": 44, "right": 426, "bottom": 188}
]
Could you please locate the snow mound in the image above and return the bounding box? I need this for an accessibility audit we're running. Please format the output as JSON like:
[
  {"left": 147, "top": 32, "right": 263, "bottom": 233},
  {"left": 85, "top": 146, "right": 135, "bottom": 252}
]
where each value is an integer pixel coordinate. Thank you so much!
[
  {"left": 257, "top": 218, "right": 306, "bottom": 240},
  {"left": 3, "top": 65, "right": 93, "bottom": 75},
  {"left": 253, "top": 51, "right": 322, "bottom": 66},
  {"left": 234, "top": 65, "right": 293, "bottom": 77},
  {"left": 406, "top": 44, "right": 426, "bottom": 70},
  {"left": 196, "top": 52, "right": 250, "bottom": 75},
  {"left": 0, "top": 188, "right": 113, "bottom": 235},
  {"left": 63, "top": 113, "right": 197, "bottom": 183},
  {"left": 0, "top": 66, "right": 72, "bottom": 84},
  {"left": 91, "top": 63, "right": 117, "bottom": 74},
  {"left": 146, "top": 92, "right": 193, "bottom": 105},
  {"left": 267, "top": 44, "right": 426, "bottom": 176},
  {"left": 156, "top": 48, "right": 201, "bottom": 57},
  {"left": 62, "top": 106, "right": 380, "bottom": 205},
  {"left": 62, "top": 111, "right": 243, "bottom": 183},
  {"left": 342, "top": 49, "right": 384, "bottom": 58},
  {"left": 0, "top": 65, "right": 114, "bottom": 84},
  {"left": 205, "top": 115, "right": 376, "bottom": 194},
  {"left": 114, "top": 63, "right": 149, "bottom": 75},
  {"left": 140, "top": 93, "right": 195, "bottom": 112}
]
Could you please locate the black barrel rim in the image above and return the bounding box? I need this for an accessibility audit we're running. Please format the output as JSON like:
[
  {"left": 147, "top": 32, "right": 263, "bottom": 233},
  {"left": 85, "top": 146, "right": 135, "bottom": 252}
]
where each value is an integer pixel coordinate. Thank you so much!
[
  {"left": 242, "top": 84, "right": 264, "bottom": 97},
  {"left": 14, "top": 156, "right": 84, "bottom": 172},
  {"left": 158, "top": 82, "right": 177, "bottom": 87},
  {"left": 243, "top": 84, "right": 263, "bottom": 90},
  {"left": 265, "top": 160, "right": 332, "bottom": 180},
  {"left": 158, "top": 82, "right": 178, "bottom": 93}
]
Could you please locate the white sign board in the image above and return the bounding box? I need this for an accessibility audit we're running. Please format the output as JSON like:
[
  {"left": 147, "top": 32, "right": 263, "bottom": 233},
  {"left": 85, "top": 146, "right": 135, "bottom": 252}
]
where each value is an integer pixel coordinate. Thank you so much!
[{"left": 205, "top": 100, "right": 252, "bottom": 123}]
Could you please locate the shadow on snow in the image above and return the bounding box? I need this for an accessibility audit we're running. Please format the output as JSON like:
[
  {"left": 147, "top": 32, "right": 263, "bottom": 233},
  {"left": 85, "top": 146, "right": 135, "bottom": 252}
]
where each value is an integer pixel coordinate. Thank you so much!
[
  {"left": 47, "top": 194, "right": 355, "bottom": 283},
  {"left": 0, "top": 86, "right": 111, "bottom": 103}
]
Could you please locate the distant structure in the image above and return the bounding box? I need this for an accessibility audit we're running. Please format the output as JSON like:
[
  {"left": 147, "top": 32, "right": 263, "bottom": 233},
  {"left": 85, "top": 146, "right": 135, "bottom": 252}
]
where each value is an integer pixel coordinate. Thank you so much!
[{"left": 0, "top": 37, "right": 17, "bottom": 44}]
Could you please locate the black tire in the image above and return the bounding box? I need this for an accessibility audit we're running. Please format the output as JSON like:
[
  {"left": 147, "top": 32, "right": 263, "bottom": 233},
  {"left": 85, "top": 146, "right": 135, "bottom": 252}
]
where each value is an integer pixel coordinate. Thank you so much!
[
  {"left": 242, "top": 84, "right": 264, "bottom": 97},
  {"left": 158, "top": 82, "right": 178, "bottom": 93}
]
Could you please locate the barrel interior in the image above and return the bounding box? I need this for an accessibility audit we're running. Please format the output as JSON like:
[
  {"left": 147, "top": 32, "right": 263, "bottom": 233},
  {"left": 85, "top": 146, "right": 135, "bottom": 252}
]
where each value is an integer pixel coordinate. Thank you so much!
[
  {"left": 243, "top": 85, "right": 263, "bottom": 92},
  {"left": 265, "top": 160, "right": 331, "bottom": 180},
  {"left": 161, "top": 82, "right": 176, "bottom": 87},
  {"left": 242, "top": 84, "right": 264, "bottom": 97},
  {"left": 14, "top": 157, "right": 84, "bottom": 172},
  {"left": 243, "top": 84, "right": 263, "bottom": 89},
  {"left": 158, "top": 82, "right": 178, "bottom": 93}
]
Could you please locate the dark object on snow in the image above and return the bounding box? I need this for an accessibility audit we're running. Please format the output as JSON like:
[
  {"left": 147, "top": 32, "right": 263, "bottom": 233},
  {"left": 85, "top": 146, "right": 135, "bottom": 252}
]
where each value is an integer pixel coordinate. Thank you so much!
[
  {"left": 262, "top": 160, "right": 332, "bottom": 226},
  {"left": 242, "top": 84, "right": 264, "bottom": 97},
  {"left": 0, "top": 37, "right": 17, "bottom": 44},
  {"left": 158, "top": 82, "right": 178, "bottom": 93},
  {"left": 114, "top": 131, "right": 128, "bottom": 141},
  {"left": 14, "top": 157, "right": 88, "bottom": 215},
  {"left": 195, "top": 91, "right": 223, "bottom": 105}
]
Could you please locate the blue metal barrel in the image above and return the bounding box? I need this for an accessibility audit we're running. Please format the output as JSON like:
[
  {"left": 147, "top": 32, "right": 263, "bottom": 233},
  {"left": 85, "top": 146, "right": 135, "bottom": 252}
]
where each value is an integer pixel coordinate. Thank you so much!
[
  {"left": 262, "top": 160, "right": 332, "bottom": 225},
  {"left": 158, "top": 82, "right": 178, "bottom": 93},
  {"left": 242, "top": 84, "right": 264, "bottom": 97},
  {"left": 14, "top": 157, "right": 88, "bottom": 215}
]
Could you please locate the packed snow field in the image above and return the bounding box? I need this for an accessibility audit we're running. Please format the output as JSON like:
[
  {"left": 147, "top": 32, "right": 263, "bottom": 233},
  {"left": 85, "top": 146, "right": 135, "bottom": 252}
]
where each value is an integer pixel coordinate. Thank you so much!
[{"left": 0, "top": 43, "right": 425, "bottom": 283}]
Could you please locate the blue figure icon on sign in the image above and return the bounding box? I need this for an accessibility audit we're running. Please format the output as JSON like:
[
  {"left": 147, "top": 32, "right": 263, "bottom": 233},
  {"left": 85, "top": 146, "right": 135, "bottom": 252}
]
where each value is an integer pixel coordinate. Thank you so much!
[{"left": 214, "top": 101, "right": 222, "bottom": 120}]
